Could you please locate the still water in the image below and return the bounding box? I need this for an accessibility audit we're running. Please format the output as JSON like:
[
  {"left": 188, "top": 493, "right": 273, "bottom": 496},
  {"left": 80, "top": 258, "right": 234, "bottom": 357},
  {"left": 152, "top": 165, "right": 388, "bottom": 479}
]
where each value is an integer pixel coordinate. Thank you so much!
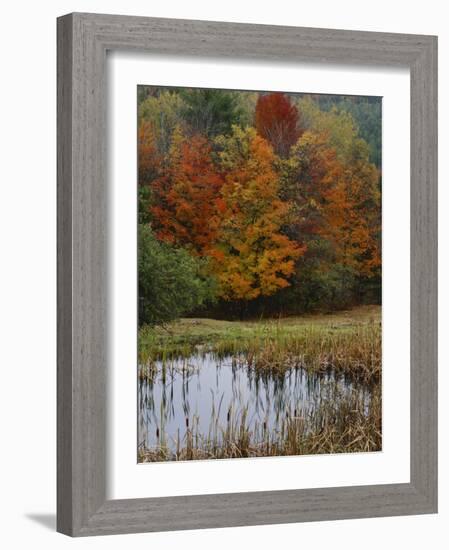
[{"left": 138, "top": 353, "right": 372, "bottom": 453}]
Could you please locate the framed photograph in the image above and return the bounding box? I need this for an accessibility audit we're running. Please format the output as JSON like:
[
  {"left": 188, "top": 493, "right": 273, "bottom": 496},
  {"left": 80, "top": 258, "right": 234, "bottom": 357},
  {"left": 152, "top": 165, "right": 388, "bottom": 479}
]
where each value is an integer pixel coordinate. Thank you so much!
[{"left": 57, "top": 12, "right": 437, "bottom": 536}]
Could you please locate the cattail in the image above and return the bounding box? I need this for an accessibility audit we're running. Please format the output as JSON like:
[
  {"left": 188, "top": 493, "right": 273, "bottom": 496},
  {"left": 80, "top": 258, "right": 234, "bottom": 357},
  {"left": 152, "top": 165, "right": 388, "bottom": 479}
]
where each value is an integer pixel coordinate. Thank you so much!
[
  {"left": 156, "top": 427, "right": 159, "bottom": 439},
  {"left": 185, "top": 417, "right": 189, "bottom": 428}
]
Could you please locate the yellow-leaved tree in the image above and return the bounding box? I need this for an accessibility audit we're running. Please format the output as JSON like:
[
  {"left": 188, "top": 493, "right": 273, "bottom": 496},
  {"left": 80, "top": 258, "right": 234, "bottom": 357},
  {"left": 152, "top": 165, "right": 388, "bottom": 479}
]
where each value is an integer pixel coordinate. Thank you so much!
[{"left": 211, "top": 126, "right": 305, "bottom": 301}]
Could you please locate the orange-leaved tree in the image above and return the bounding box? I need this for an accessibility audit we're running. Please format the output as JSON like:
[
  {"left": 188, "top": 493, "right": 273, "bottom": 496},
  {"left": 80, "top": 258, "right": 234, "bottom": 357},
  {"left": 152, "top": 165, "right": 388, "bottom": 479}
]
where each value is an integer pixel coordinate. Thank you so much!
[
  {"left": 211, "top": 126, "right": 305, "bottom": 301},
  {"left": 285, "top": 130, "right": 380, "bottom": 277},
  {"left": 255, "top": 92, "right": 302, "bottom": 158},
  {"left": 322, "top": 152, "right": 381, "bottom": 276},
  {"left": 150, "top": 127, "right": 224, "bottom": 256}
]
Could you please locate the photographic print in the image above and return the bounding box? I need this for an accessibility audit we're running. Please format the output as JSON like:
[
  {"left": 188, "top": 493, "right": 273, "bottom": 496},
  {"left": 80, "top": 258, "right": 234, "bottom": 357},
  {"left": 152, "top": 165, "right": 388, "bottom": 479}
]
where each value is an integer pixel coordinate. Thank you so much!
[{"left": 137, "top": 86, "right": 382, "bottom": 463}]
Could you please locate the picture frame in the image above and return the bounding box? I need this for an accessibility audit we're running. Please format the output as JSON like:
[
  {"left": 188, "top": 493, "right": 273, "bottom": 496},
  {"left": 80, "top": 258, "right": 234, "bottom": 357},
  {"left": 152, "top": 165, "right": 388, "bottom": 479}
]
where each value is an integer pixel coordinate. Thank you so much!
[{"left": 57, "top": 12, "right": 437, "bottom": 536}]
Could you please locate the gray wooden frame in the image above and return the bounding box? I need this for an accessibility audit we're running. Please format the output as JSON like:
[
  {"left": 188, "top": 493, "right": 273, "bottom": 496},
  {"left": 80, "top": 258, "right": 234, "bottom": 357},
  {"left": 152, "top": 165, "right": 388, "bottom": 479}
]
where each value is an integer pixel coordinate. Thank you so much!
[{"left": 57, "top": 12, "right": 438, "bottom": 537}]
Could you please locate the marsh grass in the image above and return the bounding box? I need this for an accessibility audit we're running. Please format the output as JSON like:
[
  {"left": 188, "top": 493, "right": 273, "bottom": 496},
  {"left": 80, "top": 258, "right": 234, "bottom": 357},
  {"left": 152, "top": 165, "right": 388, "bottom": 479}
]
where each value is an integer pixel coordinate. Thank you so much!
[
  {"left": 139, "top": 305, "right": 381, "bottom": 383},
  {"left": 138, "top": 383, "right": 381, "bottom": 462},
  {"left": 138, "top": 306, "right": 381, "bottom": 461}
]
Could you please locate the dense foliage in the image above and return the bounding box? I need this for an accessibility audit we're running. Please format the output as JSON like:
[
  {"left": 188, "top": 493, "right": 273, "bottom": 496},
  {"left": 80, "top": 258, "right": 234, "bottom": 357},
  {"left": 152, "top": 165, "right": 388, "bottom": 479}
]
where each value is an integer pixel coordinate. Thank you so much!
[
  {"left": 138, "top": 225, "right": 216, "bottom": 325},
  {"left": 138, "top": 87, "right": 381, "bottom": 324},
  {"left": 255, "top": 92, "right": 302, "bottom": 157}
]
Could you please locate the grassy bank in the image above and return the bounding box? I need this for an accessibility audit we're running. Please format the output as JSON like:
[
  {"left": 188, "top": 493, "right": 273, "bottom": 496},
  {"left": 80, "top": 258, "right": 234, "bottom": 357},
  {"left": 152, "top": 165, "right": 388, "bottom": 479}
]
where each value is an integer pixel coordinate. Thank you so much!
[{"left": 139, "top": 305, "right": 381, "bottom": 382}]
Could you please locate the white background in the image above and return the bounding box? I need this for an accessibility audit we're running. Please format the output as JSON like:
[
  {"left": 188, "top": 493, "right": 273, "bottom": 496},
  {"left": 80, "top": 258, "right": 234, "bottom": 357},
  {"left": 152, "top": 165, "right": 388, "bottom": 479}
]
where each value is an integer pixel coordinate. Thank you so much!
[
  {"left": 0, "top": 1, "right": 445, "bottom": 549},
  {"left": 109, "top": 54, "right": 410, "bottom": 499}
]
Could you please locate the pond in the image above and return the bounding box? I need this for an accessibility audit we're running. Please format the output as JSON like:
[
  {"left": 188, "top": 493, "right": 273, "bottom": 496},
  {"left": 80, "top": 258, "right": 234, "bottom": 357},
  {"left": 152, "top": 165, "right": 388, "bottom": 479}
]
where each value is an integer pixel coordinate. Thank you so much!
[{"left": 138, "top": 353, "right": 373, "bottom": 457}]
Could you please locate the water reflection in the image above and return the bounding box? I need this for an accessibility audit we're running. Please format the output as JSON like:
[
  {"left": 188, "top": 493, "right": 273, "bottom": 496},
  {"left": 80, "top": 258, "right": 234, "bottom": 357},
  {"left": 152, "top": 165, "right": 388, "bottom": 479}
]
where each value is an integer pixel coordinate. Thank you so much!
[{"left": 138, "top": 353, "right": 372, "bottom": 454}]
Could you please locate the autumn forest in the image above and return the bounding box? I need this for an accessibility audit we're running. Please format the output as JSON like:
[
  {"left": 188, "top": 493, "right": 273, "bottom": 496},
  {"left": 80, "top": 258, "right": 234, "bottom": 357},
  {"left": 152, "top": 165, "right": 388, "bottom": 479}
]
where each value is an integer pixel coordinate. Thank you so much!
[{"left": 137, "top": 86, "right": 382, "bottom": 462}]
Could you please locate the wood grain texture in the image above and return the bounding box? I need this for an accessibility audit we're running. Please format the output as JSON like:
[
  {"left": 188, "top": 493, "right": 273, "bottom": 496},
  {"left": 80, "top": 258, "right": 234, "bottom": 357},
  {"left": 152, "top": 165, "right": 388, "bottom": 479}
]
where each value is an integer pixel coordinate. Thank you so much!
[
  {"left": 57, "top": 13, "right": 73, "bottom": 536},
  {"left": 57, "top": 12, "right": 438, "bottom": 536},
  {"left": 410, "top": 37, "right": 438, "bottom": 508}
]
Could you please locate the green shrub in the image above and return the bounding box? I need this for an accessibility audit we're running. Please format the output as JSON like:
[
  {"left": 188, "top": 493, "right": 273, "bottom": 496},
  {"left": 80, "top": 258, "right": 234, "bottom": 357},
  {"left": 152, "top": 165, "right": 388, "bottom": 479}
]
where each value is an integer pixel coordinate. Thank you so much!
[{"left": 138, "top": 225, "right": 217, "bottom": 326}]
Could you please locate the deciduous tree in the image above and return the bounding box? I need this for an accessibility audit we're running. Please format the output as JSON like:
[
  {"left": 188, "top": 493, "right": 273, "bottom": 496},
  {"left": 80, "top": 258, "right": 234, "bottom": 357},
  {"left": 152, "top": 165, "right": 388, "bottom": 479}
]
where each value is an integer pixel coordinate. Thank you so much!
[
  {"left": 212, "top": 127, "right": 304, "bottom": 301},
  {"left": 255, "top": 92, "right": 302, "bottom": 157},
  {"left": 150, "top": 129, "right": 224, "bottom": 255},
  {"left": 138, "top": 90, "right": 186, "bottom": 156},
  {"left": 284, "top": 130, "right": 380, "bottom": 277},
  {"left": 138, "top": 120, "right": 161, "bottom": 224}
]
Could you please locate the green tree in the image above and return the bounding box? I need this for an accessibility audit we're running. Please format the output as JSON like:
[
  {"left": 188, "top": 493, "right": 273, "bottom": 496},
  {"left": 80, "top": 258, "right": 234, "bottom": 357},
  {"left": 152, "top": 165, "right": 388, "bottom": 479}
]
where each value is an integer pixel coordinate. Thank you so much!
[
  {"left": 234, "top": 91, "right": 258, "bottom": 128},
  {"left": 305, "top": 95, "right": 382, "bottom": 168},
  {"left": 179, "top": 89, "right": 246, "bottom": 138},
  {"left": 138, "top": 90, "right": 186, "bottom": 156},
  {"left": 297, "top": 97, "right": 371, "bottom": 165},
  {"left": 138, "top": 225, "right": 217, "bottom": 326},
  {"left": 138, "top": 120, "right": 161, "bottom": 224}
]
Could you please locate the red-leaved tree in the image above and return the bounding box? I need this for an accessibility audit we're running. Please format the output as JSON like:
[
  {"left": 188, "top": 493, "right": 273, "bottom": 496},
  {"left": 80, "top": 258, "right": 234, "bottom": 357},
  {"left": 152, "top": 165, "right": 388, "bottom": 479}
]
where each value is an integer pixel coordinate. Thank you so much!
[
  {"left": 150, "top": 130, "right": 224, "bottom": 256},
  {"left": 255, "top": 92, "right": 301, "bottom": 157}
]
